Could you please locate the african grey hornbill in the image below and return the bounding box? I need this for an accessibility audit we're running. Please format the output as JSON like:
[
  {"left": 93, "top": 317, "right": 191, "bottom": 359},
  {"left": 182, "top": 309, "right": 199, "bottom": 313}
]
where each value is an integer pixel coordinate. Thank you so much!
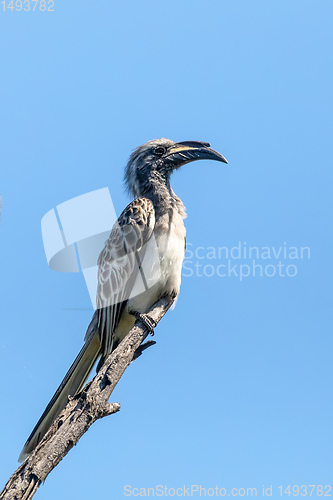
[{"left": 19, "top": 138, "right": 227, "bottom": 462}]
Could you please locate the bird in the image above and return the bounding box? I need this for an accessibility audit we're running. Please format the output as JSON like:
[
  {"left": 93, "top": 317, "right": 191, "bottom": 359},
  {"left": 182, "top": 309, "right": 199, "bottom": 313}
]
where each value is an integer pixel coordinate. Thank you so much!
[{"left": 19, "top": 138, "right": 227, "bottom": 462}]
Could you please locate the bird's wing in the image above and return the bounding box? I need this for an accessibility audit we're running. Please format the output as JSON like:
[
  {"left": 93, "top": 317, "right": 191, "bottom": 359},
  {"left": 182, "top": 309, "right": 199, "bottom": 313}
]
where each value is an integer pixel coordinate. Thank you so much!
[{"left": 95, "top": 197, "right": 155, "bottom": 357}]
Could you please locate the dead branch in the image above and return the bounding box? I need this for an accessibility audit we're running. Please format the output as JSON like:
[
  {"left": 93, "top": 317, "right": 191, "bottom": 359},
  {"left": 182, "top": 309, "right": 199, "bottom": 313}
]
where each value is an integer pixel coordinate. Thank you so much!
[{"left": 0, "top": 295, "right": 173, "bottom": 500}]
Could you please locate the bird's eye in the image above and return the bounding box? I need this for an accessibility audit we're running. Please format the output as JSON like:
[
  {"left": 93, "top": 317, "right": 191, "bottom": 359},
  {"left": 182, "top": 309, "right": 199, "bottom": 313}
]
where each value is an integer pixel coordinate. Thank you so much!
[{"left": 155, "top": 146, "right": 166, "bottom": 156}]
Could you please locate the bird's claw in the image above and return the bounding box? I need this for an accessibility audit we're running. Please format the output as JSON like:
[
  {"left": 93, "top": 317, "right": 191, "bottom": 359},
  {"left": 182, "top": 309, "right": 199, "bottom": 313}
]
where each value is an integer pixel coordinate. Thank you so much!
[{"left": 130, "top": 310, "right": 157, "bottom": 335}]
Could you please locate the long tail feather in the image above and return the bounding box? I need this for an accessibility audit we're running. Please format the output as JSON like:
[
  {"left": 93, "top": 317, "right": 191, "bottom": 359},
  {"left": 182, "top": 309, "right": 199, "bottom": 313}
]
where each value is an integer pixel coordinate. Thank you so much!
[{"left": 18, "top": 329, "right": 101, "bottom": 462}]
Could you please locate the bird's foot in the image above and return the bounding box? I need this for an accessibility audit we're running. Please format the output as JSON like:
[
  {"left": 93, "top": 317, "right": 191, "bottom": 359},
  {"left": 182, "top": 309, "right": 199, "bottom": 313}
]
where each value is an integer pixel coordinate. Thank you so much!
[{"left": 130, "top": 310, "right": 157, "bottom": 335}]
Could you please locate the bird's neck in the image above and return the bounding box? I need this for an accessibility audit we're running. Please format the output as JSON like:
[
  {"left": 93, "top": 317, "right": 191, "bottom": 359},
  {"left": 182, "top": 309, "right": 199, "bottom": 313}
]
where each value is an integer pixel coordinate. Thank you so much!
[{"left": 136, "top": 173, "right": 186, "bottom": 219}]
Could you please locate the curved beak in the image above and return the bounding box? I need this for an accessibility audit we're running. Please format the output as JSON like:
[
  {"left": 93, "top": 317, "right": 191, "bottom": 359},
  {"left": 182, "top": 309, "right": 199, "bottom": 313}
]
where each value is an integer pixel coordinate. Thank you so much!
[{"left": 165, "top": 140, "right": 228, "bottom": 168}]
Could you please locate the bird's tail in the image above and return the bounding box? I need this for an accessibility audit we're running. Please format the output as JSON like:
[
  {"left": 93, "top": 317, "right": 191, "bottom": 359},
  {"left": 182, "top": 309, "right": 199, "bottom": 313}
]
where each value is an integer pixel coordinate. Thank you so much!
[{"left": 18, "top": 327, "right": 101, "bottom": 462}]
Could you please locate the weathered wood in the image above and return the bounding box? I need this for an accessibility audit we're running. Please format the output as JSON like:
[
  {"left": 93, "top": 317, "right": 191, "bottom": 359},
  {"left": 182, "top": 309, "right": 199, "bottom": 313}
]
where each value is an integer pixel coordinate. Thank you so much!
[{"left": 0, "top": 295, "right": 173, "bottom": 500}]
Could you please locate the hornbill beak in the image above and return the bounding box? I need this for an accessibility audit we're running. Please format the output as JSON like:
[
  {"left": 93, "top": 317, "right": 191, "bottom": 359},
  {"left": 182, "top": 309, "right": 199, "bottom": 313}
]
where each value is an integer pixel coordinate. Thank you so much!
[{"left": 165, "top": 141, "right": 228, "bottom": 167}]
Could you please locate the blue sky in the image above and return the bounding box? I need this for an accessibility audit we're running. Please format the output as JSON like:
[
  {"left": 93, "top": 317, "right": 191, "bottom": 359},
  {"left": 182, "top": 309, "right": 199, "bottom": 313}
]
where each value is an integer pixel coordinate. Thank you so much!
[{"left": 1, "top": 1, "right": 332, "bottom": 498}]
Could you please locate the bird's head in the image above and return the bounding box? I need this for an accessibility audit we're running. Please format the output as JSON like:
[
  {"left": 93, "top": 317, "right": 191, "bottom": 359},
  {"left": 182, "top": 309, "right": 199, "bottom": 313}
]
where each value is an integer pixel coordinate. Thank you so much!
[{"left": 124, "top": 138, "right": 228, "bottom": 197}]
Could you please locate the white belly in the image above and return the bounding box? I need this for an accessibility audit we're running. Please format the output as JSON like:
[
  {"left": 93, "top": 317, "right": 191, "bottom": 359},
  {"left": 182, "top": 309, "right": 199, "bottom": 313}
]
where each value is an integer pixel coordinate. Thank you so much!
[{"left": 114, "top": 213, "right": 186, "bottom": 344}]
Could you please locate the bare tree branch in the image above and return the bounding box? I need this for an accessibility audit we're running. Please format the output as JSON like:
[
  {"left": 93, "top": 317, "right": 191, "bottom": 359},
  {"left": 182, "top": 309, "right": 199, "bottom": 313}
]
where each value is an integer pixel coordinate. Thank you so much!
[{"left": 0, "top": 294, "right": 174, "bottom": 500}]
